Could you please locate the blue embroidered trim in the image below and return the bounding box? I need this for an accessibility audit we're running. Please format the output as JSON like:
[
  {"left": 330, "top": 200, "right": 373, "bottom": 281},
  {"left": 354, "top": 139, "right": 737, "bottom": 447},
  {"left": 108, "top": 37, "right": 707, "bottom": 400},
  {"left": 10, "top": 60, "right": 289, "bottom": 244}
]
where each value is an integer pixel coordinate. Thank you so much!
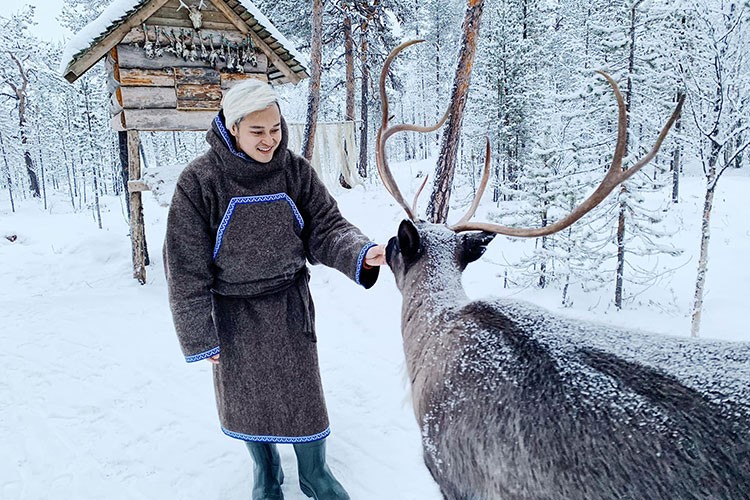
[
  {"left": 185, "top": 346, "right": 220, "bottom": 363},
  {"left": 214, "top": 114, "right": 252, "bottom": 161},
  {"left": 222, "top": 426, "right": 330, "bottom": 443},
  {"left": 355, "top": 242, "right": 377, "bottom": 286},
  {"left": 213, "top": 194, "right": 305, "bottom": 260}
]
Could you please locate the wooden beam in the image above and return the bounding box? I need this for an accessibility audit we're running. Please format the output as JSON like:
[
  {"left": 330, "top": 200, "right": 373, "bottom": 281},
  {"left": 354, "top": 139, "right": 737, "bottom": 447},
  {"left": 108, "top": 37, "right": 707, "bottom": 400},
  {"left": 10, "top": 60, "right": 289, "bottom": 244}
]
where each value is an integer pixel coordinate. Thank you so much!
[
  {"left": 111, "top": 111, "right": 127, "bottom": 131},
  {"left": 128, "top": 179, "right": 150, "bottom": 193},
  {"left": 118, "top": 67, "right": 175, "bottom": 86},
  {"left": 206, "top": 0, "right": 300, "bottom": 84},
  {"left": 145, "top": 16, "right": 237, "bottom": 30},
  {"left": 220, "top": 72, "right": 267, "bottom": 89},
  {"left": 121, "top": 86, "right": 178, "bottom": 109},
  {"left": 161, "top": 0, "right": 220, "bottom": 11},
  {"left": 114, "top": 108, "right": 216, "bottom": 131},
  {"left": 149, "top": 4, "right": 235, "bottom": 24},
  {"left": 174, "top": 67, "right": 221, "bottom": 85},
  {"left": 116, "top": 43, "right": 267, "bottom": 73},
  {"left": 110, "top": 92, "right": 124, "bottom": 115},
  {"left": 176, "top": 81, "right": 222, "bottom": 110},
  {"left": 127, "top": 130, "right": 147, "bottom": 284},
  {"left": 176, "top": 83, "right": 222, "bottom": 105},
  {"left": 122, "top": 25, "right": 259, "bottom": 45},
  {"left": 63, "top": 0, "right": 171, "bottom": 83},
  {"left": 176, "top": 100, "right": 222, "bottom": 111}
]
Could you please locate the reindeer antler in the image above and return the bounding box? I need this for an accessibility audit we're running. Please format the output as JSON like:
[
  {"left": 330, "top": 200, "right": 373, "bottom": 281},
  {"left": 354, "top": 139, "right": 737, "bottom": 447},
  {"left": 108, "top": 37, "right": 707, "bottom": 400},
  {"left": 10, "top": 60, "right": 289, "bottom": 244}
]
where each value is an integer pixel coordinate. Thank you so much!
[
  {"left": 448, "top": 73, "right": 685, "bottom": 236},
  {"left": 377, "top": 42, "right": 684, "bottom": 237},
  {"left": 376, "top": 40, "right": 449, "bottom": 221}
]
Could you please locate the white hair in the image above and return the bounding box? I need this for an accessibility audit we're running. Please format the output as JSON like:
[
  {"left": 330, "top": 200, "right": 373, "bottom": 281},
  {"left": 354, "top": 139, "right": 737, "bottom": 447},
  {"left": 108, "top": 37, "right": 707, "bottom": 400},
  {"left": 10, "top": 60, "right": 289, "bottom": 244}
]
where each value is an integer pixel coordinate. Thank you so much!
[{"left": 221, "top": 79, "right": 278, "bottom": 129}]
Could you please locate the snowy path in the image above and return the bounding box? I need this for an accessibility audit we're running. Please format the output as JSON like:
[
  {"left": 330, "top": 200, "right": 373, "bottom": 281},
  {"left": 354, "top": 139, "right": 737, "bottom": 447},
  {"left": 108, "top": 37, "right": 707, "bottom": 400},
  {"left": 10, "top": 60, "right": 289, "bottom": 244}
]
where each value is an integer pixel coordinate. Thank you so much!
[
  {"left": 0, "top": 195, "right": 439, "bottom": 499},
  {"left": 2, "top": 173, "right": 749, "bottom": 499}
]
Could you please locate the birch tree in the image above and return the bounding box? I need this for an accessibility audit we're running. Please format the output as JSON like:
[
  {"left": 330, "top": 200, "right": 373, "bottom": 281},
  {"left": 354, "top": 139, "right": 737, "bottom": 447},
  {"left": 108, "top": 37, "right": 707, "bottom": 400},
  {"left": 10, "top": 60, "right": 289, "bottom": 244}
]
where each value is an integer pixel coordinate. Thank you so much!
[{"left": 678, "top": 0, "right": 750, "bottom": 336}]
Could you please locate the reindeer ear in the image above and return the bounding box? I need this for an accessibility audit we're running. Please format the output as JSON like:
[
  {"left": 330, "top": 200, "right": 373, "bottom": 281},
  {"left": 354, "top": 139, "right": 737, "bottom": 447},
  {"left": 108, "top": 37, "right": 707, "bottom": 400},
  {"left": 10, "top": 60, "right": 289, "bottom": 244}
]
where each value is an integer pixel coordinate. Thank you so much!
[
  {"left": 461, "top": 231, "right": 495, "bottom": 265},
  {"left": 397, "top": 219, "right": 422, "bottom": 260}
]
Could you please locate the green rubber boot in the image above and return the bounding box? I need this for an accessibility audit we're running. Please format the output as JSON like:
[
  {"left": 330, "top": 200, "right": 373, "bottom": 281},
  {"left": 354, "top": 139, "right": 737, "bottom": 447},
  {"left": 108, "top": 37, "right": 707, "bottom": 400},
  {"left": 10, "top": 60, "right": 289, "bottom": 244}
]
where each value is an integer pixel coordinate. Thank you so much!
[
  {"left": 245, "top": 442, "right": 285, "bottom": 500},
  {"left": 292, "top": 438, "right": 350, "bottom": 500}
]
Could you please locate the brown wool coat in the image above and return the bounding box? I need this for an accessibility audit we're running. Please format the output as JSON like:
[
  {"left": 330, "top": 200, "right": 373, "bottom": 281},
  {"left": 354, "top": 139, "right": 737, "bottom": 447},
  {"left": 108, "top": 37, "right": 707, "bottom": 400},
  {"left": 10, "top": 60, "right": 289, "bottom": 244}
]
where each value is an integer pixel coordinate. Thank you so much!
[{"left": 164, "top": 112, "right": 379, "bottom": 443}]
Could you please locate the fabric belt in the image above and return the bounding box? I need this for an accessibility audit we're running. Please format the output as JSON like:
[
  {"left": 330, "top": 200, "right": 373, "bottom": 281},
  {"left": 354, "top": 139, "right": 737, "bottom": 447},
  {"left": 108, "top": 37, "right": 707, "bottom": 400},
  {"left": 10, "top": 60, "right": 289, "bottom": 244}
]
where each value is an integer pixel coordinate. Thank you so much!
[{"left": 213, "top": 267, "right": 315, "bottom": 341}]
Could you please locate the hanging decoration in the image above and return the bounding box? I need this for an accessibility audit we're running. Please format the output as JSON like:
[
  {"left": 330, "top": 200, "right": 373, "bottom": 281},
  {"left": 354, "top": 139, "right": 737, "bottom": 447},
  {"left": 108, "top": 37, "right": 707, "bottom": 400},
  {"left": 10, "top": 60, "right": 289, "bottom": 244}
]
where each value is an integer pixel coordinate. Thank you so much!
[
  {"left": 139, "top": 23, "right": 259, "bottom": 73},
  {"left": 177, "top": 0, "right": 206, "bottom": 30}
]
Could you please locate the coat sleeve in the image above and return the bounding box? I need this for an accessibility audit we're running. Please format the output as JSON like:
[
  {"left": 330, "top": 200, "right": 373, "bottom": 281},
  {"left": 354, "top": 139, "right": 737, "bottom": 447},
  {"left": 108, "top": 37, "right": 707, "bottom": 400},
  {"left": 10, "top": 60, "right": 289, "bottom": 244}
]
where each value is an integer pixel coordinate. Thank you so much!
[
  {"left": 163, "top": 173, "right": 220, "bottom": 362},
  {"left": 296, "top": 159, "right": 379, "bottom": 289}
]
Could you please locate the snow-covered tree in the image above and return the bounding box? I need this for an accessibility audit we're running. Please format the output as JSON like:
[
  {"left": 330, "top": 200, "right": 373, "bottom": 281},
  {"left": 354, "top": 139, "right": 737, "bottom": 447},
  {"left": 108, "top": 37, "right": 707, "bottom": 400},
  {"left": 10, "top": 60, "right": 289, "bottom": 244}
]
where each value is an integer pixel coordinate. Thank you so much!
[
  {"left": 675, "top": 0, "right": 750, "bottom": 336},
  {"left": 0, "top": 7, "right": 44, "bottom": 198}
]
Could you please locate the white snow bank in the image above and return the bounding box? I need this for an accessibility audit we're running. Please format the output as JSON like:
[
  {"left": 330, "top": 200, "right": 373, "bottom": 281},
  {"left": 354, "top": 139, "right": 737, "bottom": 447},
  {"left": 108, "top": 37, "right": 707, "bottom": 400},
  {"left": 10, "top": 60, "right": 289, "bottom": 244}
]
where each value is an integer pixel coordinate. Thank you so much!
[{"left": 0, "top": 168, "right": 748, "bottom": 499}]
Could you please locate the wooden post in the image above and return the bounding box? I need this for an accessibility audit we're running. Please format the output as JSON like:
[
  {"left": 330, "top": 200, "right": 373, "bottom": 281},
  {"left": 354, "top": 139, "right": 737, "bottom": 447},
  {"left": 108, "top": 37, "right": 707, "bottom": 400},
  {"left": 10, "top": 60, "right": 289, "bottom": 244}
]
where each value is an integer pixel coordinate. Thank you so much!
[{"left": 127, "top": 130, "right": 147, "bottom": 284}]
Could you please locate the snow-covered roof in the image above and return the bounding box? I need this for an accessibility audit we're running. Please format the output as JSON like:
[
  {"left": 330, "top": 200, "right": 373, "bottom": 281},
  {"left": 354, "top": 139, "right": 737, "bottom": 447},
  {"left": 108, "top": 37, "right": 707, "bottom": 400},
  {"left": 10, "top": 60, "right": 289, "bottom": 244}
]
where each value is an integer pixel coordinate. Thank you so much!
[{"left": 60, "top": 0, "right": 309, "bottom": 85}]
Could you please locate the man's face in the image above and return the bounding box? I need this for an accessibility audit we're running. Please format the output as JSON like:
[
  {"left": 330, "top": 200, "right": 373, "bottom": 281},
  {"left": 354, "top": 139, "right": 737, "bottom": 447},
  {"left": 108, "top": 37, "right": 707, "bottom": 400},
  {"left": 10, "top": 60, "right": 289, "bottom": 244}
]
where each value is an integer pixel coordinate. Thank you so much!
[{"left": 230, "top": 105, "right": 282, "bottom": 163}]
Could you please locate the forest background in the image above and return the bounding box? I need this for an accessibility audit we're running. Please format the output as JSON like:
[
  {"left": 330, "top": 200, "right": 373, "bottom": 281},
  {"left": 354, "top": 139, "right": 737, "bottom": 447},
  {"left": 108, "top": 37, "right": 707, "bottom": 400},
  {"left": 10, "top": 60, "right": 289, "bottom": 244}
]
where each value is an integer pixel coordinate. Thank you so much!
[{"left": 1, "top": 0, "right": 749, "bottom": 337}]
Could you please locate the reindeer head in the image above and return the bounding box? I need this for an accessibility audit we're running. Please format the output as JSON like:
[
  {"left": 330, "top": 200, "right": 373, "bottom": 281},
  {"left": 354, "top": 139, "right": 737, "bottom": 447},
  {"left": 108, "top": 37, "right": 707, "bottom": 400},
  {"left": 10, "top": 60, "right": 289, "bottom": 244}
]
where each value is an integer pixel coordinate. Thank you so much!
[
  {"left": 386, "top": 219, "right": 495, "bottom": 292},
  {"left": 377, "top": 40, "right": 685, "bottom": 290}
]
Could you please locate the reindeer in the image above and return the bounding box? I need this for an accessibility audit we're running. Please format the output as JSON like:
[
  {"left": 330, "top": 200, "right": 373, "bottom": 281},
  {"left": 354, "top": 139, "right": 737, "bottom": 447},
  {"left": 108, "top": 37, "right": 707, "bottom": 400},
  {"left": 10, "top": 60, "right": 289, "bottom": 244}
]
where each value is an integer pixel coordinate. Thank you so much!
[{"left": 378, "top": 41, "right": 750, "bottom": 500}]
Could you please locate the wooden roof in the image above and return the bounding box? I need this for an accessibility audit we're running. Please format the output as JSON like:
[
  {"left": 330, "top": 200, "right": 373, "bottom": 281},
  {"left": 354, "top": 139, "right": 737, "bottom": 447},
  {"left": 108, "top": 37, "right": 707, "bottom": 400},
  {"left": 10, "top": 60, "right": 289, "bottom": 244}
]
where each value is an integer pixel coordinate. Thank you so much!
[{"left": 61, "top": 0, "right": 309, "bottom": 85}]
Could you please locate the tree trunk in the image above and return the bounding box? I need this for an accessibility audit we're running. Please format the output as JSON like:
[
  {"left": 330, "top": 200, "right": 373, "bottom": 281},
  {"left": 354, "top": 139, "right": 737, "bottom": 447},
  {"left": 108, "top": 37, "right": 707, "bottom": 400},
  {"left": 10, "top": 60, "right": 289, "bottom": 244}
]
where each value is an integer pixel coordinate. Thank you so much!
[
  {"left": 0, "top": 132, "right": 16, "bottom": 213},
  {"left": 62, "top": 102, "right": 77, "bottom": 208},
  {"left": 127, "top": 131, "right": 147, "bottom": 284},
  {"left": 20, "top": 130, "right": 39, "bottom": 198},
  {"left": 358, "top": 17, "right": 370, "bottom": 179},
  {"left": 118, "top": 131, "right": 130, "bottom": 212},
  {"left": 340, "top": 8, "right": 356, "bottom": 189},
  {"left": 734, "top": 128, "right": 744, "bottom": 169},
  {"left": 426, "top": 0, "right": 485, "bottom": 224},
  {"left": 691, "top": 182, "right": 715, "bottom": 337},
  {"left": 344, "top": 11, "right": 355, "bottom": 122},
  {"left": 83, "top": 90, "right": 102, "bottom": 229},
  {"left": 614, "top": 0, "right": 641, "bottom": 309},
  {"left": 62, "top": 136, "right": 75, "bottom": 210},
  {"left": 39, "top": 147, "right": 47, "bottom": 211},
  {"left": 539, "top": 181, "right": 549, "bottom": 288},
  {"left": 613, "top": 201, "right": 627, "bottom": 307},
  {"left": 301, "top": 0, "right": 323, "bottom": 162},
  {"left": 671, "top": 95, "right": 682, "bottom": 203},
  {"left": 9, "top": 53, "right": 40, "bottom": 198}
]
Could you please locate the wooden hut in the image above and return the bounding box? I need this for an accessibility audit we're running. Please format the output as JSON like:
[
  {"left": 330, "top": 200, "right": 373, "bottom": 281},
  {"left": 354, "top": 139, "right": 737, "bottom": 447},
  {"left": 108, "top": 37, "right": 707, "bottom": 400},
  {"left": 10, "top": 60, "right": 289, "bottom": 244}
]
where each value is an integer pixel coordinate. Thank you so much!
[{"left": 61, "top": 0, "right": 308, "bottom": 283}]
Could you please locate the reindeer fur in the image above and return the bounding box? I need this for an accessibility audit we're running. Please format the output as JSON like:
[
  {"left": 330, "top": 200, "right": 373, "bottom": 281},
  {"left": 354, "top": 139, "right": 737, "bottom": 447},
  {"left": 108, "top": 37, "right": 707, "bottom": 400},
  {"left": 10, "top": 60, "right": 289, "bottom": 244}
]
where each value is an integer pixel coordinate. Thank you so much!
[{"left": 386, "top": 220, "right": 750, "bottom": 500}]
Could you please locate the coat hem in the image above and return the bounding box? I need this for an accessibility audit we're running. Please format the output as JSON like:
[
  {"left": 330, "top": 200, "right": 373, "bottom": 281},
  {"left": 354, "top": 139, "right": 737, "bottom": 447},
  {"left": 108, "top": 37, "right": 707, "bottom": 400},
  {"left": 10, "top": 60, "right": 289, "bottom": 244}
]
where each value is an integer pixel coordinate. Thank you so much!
[
  {"left": 221, "top": 426, "right": 330, "bottom": 443},
  {"left": 185, "top": 346, "right": 221, "bottom": 363}
]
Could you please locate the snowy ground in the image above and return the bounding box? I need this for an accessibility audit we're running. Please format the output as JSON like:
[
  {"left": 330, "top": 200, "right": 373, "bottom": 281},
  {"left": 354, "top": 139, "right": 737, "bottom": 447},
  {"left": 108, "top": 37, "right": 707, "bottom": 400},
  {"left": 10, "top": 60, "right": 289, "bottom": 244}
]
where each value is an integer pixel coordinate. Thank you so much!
[{"left": 1, "top": 165, "right": 748, "bottom": 499}]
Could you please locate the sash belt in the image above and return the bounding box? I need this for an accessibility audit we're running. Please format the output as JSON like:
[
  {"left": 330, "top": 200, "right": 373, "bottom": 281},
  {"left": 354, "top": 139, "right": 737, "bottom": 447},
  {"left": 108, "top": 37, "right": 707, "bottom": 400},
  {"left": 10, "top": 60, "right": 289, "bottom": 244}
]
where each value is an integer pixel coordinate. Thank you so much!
[{"left": 213, "top": 267, "right": 315, "bottom": 341}]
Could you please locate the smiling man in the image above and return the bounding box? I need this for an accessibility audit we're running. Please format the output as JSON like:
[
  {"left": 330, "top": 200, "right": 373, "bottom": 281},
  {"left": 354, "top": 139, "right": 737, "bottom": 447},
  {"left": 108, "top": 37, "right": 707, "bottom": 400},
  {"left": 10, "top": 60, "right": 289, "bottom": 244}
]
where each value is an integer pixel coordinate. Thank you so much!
[{"left": 163, "top": 79, "right": 386, "bottom": 499}]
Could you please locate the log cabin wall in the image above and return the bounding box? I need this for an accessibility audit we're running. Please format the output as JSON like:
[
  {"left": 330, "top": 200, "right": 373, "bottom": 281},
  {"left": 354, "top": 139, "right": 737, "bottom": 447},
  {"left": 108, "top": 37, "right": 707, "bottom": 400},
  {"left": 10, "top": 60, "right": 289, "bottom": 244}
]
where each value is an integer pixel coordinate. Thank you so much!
[{"left": 108, "top": 0, "right": 270, "bottom": 132}]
